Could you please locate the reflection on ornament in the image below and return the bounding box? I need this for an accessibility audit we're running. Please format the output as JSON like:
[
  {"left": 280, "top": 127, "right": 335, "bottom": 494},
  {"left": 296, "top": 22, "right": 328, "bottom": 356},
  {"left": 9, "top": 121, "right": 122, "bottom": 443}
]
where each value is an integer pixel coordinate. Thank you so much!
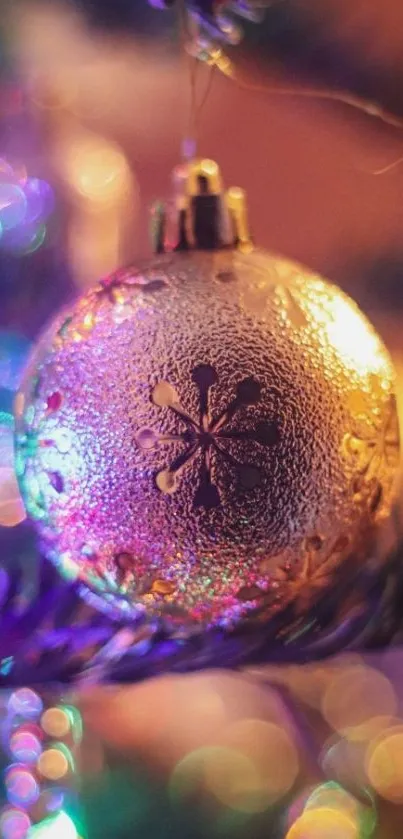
[
  {"left": 10, "top": 727, "right": 43, "bottom": 764},
  {"left": 16, "top": 159, "right": 400, "bottom": 635}
]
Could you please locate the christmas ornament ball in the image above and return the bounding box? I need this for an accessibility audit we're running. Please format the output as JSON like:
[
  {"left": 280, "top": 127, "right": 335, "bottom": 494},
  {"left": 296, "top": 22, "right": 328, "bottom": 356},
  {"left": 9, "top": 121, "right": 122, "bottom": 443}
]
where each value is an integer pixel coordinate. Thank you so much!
[{"left": 15, "top": 248, "right": 400, "bottom": 631}]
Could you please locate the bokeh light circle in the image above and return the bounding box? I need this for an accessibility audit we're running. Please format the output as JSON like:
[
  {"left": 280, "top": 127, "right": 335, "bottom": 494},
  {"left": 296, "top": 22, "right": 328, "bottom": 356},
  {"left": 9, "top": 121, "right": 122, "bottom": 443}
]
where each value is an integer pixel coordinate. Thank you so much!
[
  {"left": 286, "top": 806, "right": 359, "bottom": 839},
  {"left": 37, "top": 747, "right": 70, "bottom": 781},
  {"left": 8, "top": 689, "right": 43, "bottom": 719},
  {"left": 64, "top": 135, "right": 129, "bottom": 207},
  {"left": 5, "top": 765, "right": 40, "bottom": 808},
  {"left": 366, "top": 727, "right": 403, "bottom": 803},
  {"left": 219, "top": 719, "right": 299, "bottom": 810},
  {"left": 41, "top": 708, "right": 71, "bottom": 739},
  {"left": 9, "top": 727, "right": 42, "bottom": 764},
  {"left": 0, "top": 184, "right": 27, "bottom": 231},
  {"left": 23, "top": 178, "right": 54, "bottom": 224},
  {"left": 2, "top": 222, "right": 47, "bottom": 256},
  {"left": 305, "top": 783, "right": 376, "bottom": 839}
]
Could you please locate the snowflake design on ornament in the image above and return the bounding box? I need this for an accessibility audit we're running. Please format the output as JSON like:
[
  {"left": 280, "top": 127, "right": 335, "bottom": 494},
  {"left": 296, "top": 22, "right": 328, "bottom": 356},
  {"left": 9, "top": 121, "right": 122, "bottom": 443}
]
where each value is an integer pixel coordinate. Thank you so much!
[
  {"left": 135, "top": 364, "right": 280, "bottom": 509},
  {"left": 238, "top": 534, "right": 350, "bottom": 614},
  {"left": 270, "top": 534, "right": 351, "bottom": 614}
]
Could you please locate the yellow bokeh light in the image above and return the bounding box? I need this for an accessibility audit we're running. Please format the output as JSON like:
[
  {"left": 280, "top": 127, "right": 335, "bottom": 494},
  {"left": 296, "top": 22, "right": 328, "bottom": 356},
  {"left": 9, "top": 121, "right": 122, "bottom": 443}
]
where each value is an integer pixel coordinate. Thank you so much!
[
  {"left": 286, "top": 807, "right": 359, "bottom": 839},
  {"left": 41, "top": 707, "right": 71, "bottom": 738},
  {"left": 170, "top": 745, "right": 258, "bottom": 812},
  {"left": 37, "top": 748, "right": 69, "bottom": 781},
  {"left": 218, "top": 719, "right": 299, "bottom": 810},
  {"left": 304, "top": 782, "right": 375, "bottom": 835},
  {"left": 63, "top": 134, "right": 129, "bottom": 205},
  {"left": 366, "top": 727, "right": 403, "bottom": 803},
  {"left": 322, "top": 665, "right": 397, "bottom": 738},
  {"left": 320, "top": 736, "right": 370, "bottom": 793}
]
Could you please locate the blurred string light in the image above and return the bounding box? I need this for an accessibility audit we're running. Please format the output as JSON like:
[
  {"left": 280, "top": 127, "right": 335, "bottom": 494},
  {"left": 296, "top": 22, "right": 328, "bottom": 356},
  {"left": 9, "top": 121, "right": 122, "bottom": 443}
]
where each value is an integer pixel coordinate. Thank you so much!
[
  {"left": 1, "top": 690, "right": 83, "bottom": 838},
  {"left": 62, "top": 134, "right": 130, "bottom": 210},
  {"left": 365, "top": 725, "right": 403, "bottom": 803},
  {"left": 59, "top": 130, "right": 137, "bottom": 287},
  {"left": 0, "top": 158, "right": 54, "bottom": 257},
  {"left": 170, "top": 717, "right": 299, "bottom": 814}
]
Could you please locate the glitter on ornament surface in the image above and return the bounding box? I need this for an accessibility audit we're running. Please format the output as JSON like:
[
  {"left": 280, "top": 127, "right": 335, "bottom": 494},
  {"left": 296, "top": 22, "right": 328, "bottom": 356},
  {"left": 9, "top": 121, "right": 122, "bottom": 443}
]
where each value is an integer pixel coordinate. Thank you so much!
[{"left": 15, "top": 248, "right": 400, "bottom": 631}]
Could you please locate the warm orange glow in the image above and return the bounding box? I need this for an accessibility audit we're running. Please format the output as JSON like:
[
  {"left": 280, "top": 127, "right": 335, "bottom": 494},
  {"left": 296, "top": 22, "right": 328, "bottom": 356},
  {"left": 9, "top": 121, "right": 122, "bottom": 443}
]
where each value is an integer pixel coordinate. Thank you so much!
[
  {"left": 321, "top": 737, "right": 368, "bottom": 795},
  {"left": 37, "top": 748, "right": 69, "bottom": 781},
  {"left": 41, "top": 707, "right": 71, "bottom": 738},
  {"left": 64, "top": 134, "right": 129, "bottom": 206},
  {"left": 309, "top": 293, "right": 393, "bottom": 380},
  {"left": 305, "top": 784, "right": 366, "bottom": 825},
  {"left": 286, "top": 807, "right": 359, "bottom": 839},
  {"left": 0, "top": 467, "right": 26, "bottom": 527}
]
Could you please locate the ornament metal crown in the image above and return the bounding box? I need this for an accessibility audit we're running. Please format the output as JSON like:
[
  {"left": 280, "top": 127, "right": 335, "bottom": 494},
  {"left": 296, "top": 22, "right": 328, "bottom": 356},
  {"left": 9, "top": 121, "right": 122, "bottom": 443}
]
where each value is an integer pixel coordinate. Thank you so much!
[{"left": 151, "top": 157, "right": 252, "bottom": 254}]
